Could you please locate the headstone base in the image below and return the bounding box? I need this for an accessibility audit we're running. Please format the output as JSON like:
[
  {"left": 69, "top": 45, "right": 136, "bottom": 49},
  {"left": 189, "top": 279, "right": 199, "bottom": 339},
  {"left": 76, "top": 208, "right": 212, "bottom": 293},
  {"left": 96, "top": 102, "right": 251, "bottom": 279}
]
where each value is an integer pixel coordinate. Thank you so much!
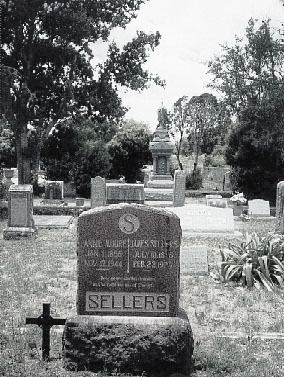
[
  {"left": 3, "top": 226, "right": 37, "bottom": 240},
  {"left": 63, "top": 308, "right": 193, "bottom": 376},
  {"left": 147, "top": 179, "right": 174, "bottom": 189}
]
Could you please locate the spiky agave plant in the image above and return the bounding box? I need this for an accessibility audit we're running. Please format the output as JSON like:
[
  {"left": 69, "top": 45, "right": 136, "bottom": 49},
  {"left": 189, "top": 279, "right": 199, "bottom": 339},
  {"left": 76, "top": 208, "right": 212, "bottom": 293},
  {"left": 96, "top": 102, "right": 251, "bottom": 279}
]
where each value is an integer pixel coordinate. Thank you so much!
[{"left": 219, "top": 233, "right": 284, "bottom": 290}]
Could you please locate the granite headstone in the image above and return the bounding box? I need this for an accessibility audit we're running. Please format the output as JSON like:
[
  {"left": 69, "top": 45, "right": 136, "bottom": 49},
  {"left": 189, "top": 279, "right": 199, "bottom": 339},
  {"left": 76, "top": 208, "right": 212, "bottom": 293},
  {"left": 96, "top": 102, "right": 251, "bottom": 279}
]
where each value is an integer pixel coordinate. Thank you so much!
[
  {"left": 77, "top": 204, "right": 181, "bottom": 316},
  {"left": 106, "top": 183, "right": 145, "bottom": 204},
  {"left": 91, "top": 176, "right": 106, "bottom": 208},
  {"left": 3, "top": 185, "right": 36, "bottom": 239},
  {"left": 173, "top": 170, "right": 186, "bottom": 207},
  {"left": 63, "top": 203, "right": 193, "bottom": 376},
  {"left": 276, "top": 181, "right": 284, "bottom": 233}
]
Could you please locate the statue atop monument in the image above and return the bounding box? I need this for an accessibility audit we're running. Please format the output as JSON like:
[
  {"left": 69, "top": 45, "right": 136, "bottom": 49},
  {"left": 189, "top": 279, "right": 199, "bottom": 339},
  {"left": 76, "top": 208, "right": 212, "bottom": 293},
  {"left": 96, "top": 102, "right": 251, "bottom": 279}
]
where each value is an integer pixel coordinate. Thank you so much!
[{"left": 157, "top": 105, "right": 169, "bottom": 130}]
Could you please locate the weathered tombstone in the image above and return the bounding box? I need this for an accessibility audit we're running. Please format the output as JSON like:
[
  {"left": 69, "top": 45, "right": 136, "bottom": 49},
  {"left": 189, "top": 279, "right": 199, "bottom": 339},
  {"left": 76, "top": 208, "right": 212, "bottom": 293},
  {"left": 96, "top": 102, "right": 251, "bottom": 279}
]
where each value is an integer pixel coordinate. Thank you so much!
[
  {"left": 175, "top": 204, "right": 235, "bottom": 234},
  {"left": 205, "top": 194, "right": 227, "bottom": 208},
  {"left": 173, "top": 170, "right": 186, "bottom": 207},
  {"left": 106, "top": 183, "right": 145, "bottom": 204},
  {"left": 276, "top": 181, "right": 284, "bottom": 233},
  {"left": 63, "top": 204, "right": 193, "bottom": 376},
  {"left": 3, "top": 185, "right": 36, "bottom": 239},
  {"left": 45, "top": 181, "right": 64, "bottom": 200},
  {"left": 223, "top": 170, "right": 232, "bottom": 191},
  {"left": 91, "top": 176, "right": 106, "bottom": 208},
  {"left": 75, "top": 197, "right": 84, "bottom": 207},
  {"left": 248, "top": 199, "right": 270, "bottom": 217},
  {"left": 180, "top": 246, "right": 208, "bottom": 275}
]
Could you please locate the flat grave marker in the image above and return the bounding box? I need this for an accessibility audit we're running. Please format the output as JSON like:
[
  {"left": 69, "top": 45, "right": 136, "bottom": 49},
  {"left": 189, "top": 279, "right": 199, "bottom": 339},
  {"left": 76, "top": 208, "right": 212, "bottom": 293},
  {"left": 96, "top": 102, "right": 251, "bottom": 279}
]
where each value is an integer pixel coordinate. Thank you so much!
[
  {"left": 180, "top": 246, "right": 208, "bottom": 275},
  {"left": 172, "top": 204, "right": 235, "bottom": 234}
]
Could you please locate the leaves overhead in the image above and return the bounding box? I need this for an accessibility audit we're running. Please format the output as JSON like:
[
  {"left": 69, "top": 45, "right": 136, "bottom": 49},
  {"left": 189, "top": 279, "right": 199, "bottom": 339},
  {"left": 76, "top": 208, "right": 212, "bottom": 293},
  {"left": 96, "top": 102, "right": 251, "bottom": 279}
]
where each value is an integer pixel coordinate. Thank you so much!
[{"left": 208, "top": 19, "right": 284, "bottom": 116}]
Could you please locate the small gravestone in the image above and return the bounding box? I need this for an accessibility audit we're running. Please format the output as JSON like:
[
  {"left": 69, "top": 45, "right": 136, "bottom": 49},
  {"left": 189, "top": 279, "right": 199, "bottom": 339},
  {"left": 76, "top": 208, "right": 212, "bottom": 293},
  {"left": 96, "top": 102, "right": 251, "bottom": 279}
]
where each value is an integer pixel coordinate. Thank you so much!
[
  {"left": 206, "top": 198, "right": 227, "bottom": 208},
  {"left": 248, "top": 199, "right": 270, "bottom": 217},
  {"left": 172, "top": 204, "right": 235, "bottom": 234},
  {"left": 91, "top": 176, "right": 106, "bottom": 208},
  {"left": 3, "top": 185, "right": 36, "bottom": 239},
  {"left": 173, "top": 170, "right": 186, "bottom": 207},
  {"left": 106, "top": 183, "right": 145, "bottom": 204},
  {"left": 45, "top": 181, "right": 64, "bottom": 200},
  {"left": 180, "top": 246, "right": 208, "bottom": 275},
  {"left": 63, "top": 204, "right": 193, "bottom": 376},
  {"left": 75, "top": 197, "right": 84, "bottom": 207},
  {"left": 276, "top": 181, "right": 284, "bottom": 233}
]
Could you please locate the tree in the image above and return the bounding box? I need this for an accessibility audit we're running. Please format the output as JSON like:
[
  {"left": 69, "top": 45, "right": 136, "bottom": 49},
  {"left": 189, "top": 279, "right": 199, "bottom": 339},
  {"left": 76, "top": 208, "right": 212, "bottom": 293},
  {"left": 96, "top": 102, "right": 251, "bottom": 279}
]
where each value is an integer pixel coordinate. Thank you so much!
[
  {"left": 226, "top": 97, "right": 284, "bottom": 203},
  {"left": 169, "top": 96, "right": 189, "bottom": 170},
  {"left": 41, "top": 116, "right": 113, "bottom": 196},
  {"left": 108, "top": 120, "right": 152, "bottom": 182},
  {"left": 208, "top": 19, "right": 284, "bottom": 117},
  {"left": 186, "top": 93, "right": 220, "bottom": 171},
  {"left": 209, "top": 19, "right": 284, "bottom": 200},
  {"left": 0, "top": 0, "right": 162, "bottom": 183}
]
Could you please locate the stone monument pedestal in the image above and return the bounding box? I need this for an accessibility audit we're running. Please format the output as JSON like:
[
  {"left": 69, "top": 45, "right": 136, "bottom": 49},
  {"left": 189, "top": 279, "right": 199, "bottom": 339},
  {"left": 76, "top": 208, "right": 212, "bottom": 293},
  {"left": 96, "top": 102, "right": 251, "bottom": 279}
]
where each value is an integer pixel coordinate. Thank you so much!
[
  {"left": 146, "top": 107, "right": 174, "bottom": 190},
  {"left": 63, "top": 308, "right": 193, "bottom": 376},
  {"left": 3, "top": 185, "right": 36, "bottom": 240}
]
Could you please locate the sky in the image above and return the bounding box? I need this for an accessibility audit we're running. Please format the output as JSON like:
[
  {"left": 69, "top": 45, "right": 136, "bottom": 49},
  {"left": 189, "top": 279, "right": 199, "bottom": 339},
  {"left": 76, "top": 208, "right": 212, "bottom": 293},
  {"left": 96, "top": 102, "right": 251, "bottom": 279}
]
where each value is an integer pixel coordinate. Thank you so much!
[{"left": 95, "top": 0, "right": 284, "bottom": 130}]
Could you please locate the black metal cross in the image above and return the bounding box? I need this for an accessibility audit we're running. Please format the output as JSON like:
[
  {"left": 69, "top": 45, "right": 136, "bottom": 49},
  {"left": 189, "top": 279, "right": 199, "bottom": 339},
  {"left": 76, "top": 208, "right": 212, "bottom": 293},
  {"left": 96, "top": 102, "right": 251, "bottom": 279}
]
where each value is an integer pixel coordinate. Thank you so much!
[{"left": 25, "top": 303, "right": 66, "bottom": 360}]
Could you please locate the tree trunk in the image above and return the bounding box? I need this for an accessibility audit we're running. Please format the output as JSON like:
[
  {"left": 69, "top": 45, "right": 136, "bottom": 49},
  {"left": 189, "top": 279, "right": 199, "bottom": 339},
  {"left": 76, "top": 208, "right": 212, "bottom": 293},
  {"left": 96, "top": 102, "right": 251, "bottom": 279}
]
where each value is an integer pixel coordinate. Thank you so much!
[
  {"left": 16, "top": 125, "right": 31, "bottom": 184},
  {"left": 193, "top": 149, "right": 199, "bottom": 172}
]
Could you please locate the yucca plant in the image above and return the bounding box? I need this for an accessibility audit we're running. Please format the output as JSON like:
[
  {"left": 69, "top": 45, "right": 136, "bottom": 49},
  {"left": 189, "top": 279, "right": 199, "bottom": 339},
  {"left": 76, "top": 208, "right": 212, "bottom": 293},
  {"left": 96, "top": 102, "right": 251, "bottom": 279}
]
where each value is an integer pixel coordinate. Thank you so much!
[{"left": 219, "top": 233, "right": 284, "bottom": 290}]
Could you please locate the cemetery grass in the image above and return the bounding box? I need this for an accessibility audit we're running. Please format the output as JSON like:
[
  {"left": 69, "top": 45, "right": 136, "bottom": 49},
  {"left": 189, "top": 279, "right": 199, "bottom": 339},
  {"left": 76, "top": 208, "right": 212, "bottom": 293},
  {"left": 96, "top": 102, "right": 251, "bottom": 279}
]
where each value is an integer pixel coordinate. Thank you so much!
[{"left": 0, "top": 218, "right": 284, "bottom": 376}]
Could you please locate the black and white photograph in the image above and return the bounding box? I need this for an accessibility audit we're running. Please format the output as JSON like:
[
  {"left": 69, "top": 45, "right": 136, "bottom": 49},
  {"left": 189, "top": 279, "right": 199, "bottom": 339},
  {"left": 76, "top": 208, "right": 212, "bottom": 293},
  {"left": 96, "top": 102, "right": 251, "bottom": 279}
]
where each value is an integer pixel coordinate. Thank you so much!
[{"left": 0, "top": 1, "right": 284, "bottom": 376}]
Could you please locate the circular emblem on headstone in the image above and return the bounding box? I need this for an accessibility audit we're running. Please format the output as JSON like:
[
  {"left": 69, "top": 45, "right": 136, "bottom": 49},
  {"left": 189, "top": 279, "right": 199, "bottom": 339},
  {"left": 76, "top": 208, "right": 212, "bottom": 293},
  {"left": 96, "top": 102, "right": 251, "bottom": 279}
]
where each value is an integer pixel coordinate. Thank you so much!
[{"left": 119, "top": 213, "right": 140, "bottom": 234}]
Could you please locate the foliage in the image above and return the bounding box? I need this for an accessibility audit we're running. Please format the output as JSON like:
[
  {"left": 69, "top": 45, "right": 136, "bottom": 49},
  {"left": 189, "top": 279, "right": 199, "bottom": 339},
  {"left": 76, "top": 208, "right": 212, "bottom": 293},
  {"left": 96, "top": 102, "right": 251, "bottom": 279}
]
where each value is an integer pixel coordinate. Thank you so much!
[
  {"left": 204, "top": 144, "right": 227, "bottom": 167},
  {"left": 185, "top": 169, "right": 203, "bottom": 190},
  {"left": 74, "top": 142, "right": 111, "bottom": 197},
  {"left": 219, "top": 232, "right": 284, "bottom": 290},
  {"left": 41, "top": 117, "right": 112, "bottom": 197},
  {"left": 108, "top": 121, "right": 152, "bottom": 182},
  {"left": 225, "top": 99, "right": 284, "bottom": 203},
  {"left": 169, "top": 94, "right": 231, "bottom": 172},
  {"left": 1, "top": 0, "right": 162, "bottom": 183},
  {"left": 208, "top": 19, "right": 284, "bottom": 117},
  {"left": 209, "top": 19, "right": 284, "bottom": 203},
  {"left": 0, "top": 120, "right": 16, "bottom": 168},
  {"left": 169, "top": 96, "right": 190, "bottom": 170}
]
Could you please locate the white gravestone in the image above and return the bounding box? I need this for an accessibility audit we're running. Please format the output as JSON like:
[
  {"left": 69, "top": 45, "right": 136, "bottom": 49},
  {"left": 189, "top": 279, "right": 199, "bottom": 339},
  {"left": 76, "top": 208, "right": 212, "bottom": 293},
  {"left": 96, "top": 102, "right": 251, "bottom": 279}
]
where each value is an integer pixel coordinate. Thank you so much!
[
  {"left": 248, "top": 199, "right": 270, "bottom": 217},
  {"left": 171, "top": 204, "right": 235, "bottom": 234}
]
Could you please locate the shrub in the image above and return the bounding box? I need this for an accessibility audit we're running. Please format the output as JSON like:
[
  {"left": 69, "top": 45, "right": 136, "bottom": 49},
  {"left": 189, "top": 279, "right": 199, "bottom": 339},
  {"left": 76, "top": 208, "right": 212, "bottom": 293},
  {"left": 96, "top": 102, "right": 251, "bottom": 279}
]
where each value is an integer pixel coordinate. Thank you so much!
[
  {"left": 219, "top": 233, "right": 284, "bottom": 290},
  {"left": 185, "top": 169, "right": 202, "bottom": 190}
]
